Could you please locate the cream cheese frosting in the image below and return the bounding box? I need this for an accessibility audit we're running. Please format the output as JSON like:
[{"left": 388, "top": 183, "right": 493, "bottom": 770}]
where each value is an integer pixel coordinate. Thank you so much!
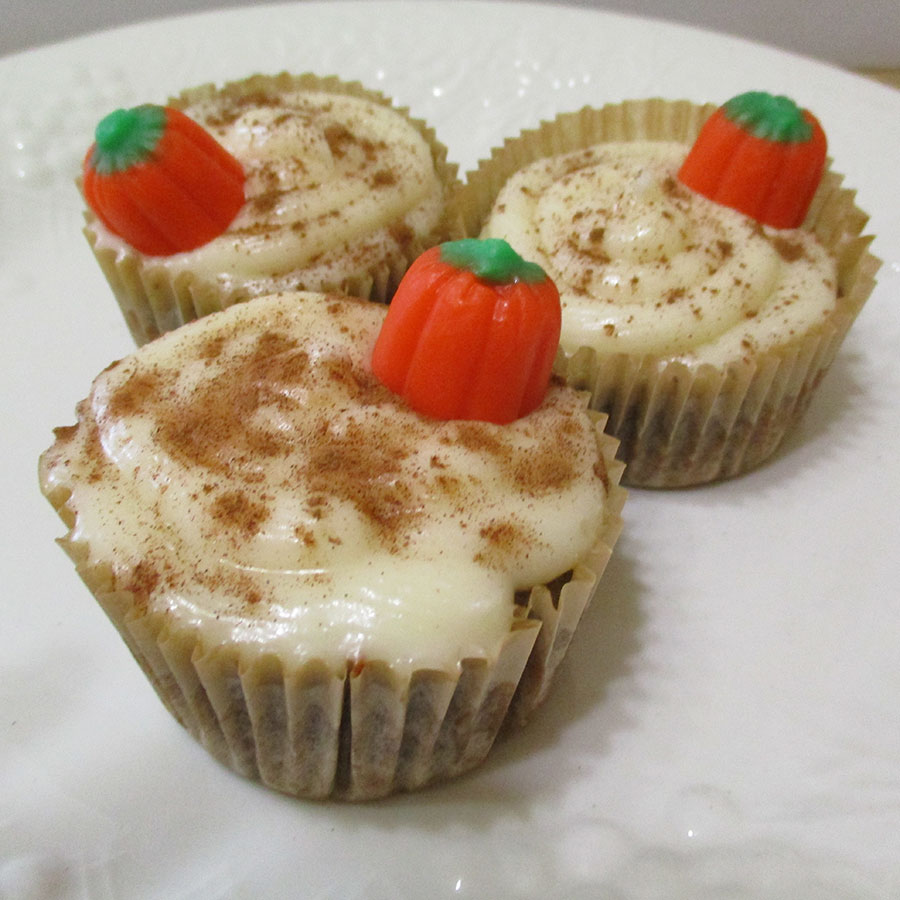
[
  {"left": 89, "top": 85, "right": 449, "bottom": 296},
  {"left": 480, "top": 140, "right": 838, "bottom": 368},
  {"left": 40, "top": 292, "right": 610, "bottom": 674}
]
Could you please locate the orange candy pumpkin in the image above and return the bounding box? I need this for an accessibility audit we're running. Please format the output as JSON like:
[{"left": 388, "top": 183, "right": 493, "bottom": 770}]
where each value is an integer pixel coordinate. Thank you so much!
[
  {"left": 82, "top": 104, "right": 245, "bottom": 256},
  {"left": 371, "top": 239, "right": 561, "bottom": 424},
  {"left": 678, "top": 91, "right": 826, "bottom": 229}
]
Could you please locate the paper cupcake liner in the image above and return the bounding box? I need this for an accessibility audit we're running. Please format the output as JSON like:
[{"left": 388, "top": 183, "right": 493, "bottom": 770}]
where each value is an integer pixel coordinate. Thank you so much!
[
  {"left": 81, "top": 72, "right": 464, "bottom": 346},
  {"left": 459, "top": 99, "right": 880, "bottom": 487},
  {"left": 44, "top": 416, "right": 625, "bottom": 801}
]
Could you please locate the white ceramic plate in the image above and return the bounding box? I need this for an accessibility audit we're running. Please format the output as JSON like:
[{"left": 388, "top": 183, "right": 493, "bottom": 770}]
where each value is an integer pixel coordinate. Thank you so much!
[{"left": 3, "top": 3, "right": 899, "bottom": 897}]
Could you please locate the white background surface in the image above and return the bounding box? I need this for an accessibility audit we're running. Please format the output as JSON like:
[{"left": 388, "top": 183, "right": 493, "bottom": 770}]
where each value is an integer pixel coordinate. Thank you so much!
[
  {"left": 2, "top": 1, "right": 900, "bottom": 898},
  {"left": 4, "top": 0, "right": 900, "bottom": 66}
]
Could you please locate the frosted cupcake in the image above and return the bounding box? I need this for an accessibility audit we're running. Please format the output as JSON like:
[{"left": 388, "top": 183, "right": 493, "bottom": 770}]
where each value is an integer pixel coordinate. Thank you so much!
[
  {"left": 81, "top": 72, "right": 461, "bottom": 345},
  {"left": 462, "top": 93, "right": 879, "bottom": 487},
  {"left": 39, "top": 241, "right": 626, "bottom": 800}
]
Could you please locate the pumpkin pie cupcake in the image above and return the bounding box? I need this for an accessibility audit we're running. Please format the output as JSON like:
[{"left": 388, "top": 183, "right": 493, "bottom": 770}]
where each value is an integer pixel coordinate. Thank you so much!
[
  {"left": 81, "top": 72, "right": 462, "bottom": 345},
  {"left": 462, "top": 92, "right": 879, "bottom": 486},
  {"left": 39, "top": 241, "right": 626, "bottom": 800}
]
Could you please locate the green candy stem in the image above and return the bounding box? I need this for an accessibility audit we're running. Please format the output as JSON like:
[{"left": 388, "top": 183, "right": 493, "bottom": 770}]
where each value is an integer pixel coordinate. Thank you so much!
[
  {"left": 722, "top": 91, "right": 812, "bottom": 143},
  {"left": 90, "top": 105, "right": 167, "bottom": 175},
  {"left": 440, "top": 238, "right": 547, "bottom": 284}
]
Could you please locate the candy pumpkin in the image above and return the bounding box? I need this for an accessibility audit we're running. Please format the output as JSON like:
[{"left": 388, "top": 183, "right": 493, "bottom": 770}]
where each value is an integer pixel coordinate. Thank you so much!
[
  {"left": 678, "top": 91, "right": 826, "bottom": 229},
  {"left": 82, "top": 104, "right": 245, "bottom": 256},
  {"left": 371, "top": 239, "right": 561, "bottom": 424}
]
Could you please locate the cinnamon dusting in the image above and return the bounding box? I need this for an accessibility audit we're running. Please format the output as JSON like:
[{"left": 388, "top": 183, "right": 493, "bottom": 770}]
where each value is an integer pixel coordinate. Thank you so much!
[
  {"left": 474, "top": 518, "right": 534, "bottom": 569},
  {"left": 47, "top": 295, "right": 609, "bottom": 627},
  {"left": 210, "top": 490, "right": 270, "bottom": 537}
]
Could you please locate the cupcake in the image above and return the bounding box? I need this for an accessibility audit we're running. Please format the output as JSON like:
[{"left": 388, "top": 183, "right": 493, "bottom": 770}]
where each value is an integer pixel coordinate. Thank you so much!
[
  {"left": 39, "top": 242, "right": 626, "bottom": 800},
  {"left": 81, "top": 72, "right": 462, "bottom": 345},
  {"left": 462, "top": 93, "right": 879, "bottom": 487}
]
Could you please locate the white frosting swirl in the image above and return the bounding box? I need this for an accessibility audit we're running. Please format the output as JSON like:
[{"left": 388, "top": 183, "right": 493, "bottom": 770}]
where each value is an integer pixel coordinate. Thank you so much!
[
  {"left": 92, "top": 88, "right": 449, "bottom": 294},
  {"left": 481, "top": 141, "right": 838, "bottom": 367},
  {"left": 41, "top": 293, "right": 610, "bottom": 673}
]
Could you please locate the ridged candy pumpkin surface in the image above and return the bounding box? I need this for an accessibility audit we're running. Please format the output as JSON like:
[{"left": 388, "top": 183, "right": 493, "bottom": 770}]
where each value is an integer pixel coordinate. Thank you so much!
[
  {"left": 82, "top": 104, "right": 245, "bottom": 256},
  {"left": 678, "top": 91, "right": 826, "bottom": 229},
  {"left": 372, "top": 239, "right": 561, "bottom": 424}
]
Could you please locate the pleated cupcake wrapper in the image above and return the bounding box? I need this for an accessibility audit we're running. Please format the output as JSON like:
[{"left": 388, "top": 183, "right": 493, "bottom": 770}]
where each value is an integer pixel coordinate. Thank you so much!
[
  {"left": 82, "top": 222, "right": 438, "bottom": 346},
  {"left": 459, "top": 98, "right": 880, "bottom": 487},
  {"left": 45, "top": 415, "right": 625, "bottom": 801},
  {"left": 81, "top": 71, "right": 464, "bottom": 346}
]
